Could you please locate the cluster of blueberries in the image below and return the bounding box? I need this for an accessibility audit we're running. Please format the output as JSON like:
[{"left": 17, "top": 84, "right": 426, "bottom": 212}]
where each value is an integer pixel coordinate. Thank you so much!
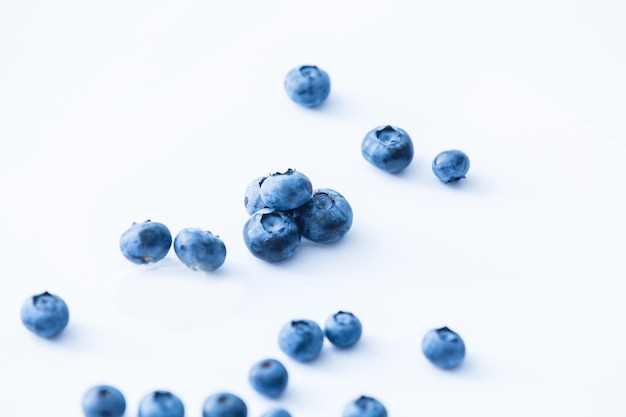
[
  {"left": 285, "top": 65, "right": 471, "bottom": 183},
  {"left": 117, "top": 167, "right": 355, "bottom": 270},
  {"left": 243, "top": 169, "right": 353, "bottom": 262},
  {"left": 20, "top": 290, "right": 466, "bottom": 417},
  {"left": 21, "top": 65, "right": 471, "bottom": 417}
]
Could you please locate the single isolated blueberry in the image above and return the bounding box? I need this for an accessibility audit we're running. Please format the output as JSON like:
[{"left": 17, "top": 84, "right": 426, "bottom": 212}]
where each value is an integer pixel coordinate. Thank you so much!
[
  {"left": 361, "top": 125, "right": 414, "bottom": 174},
  {"left": 324, "top": 311, "right": 362, "bottom": 348},
  {"left": 174, "top": 228, "right": 226, "bottom": 271},
  {"left": 20, "top": 291, "right": 69, "bottom": 338},
  {"left": 243, "top": 208, "right": 301, "bottom": 262},
  {"left": 343, "top": 395, "right": 388, "bottom": 417},
  {"left": 284, "top": 65, "right": 331, "bottom": 108},
  {"left": 120, "top": 220, "right": 172, "bottom": 264},
  {"left": 260, "top": 409, "right": 292, "bottom": 417},
  {"left": 249, "top": 358, "right": 289, "bottom": 399},
  {"left": 202, "top": 392, "right": 247, "bottom": 417},
  {"left": 294, "top": 188, "right": 353, "bottom": 243},
  {"left": 278, "top": 319, "right": 324, "bottom": 362},
  {"left": 432, "top": 149, "right": 470, "bottom": 183},
  {"left": 244, "top": 176, "right": 269, "bottom": 214},
  {"left": 421, "top": 326, "right": 466, "bottom": 369},
  {"left": 138, "top": 390, "right": 185, "bottom": 417},
  {"left": 82, "top": 384, "right": 126, "bottom": 417},
  {"left": 260, "top": 169, "right": 313, "bottom": 211}
]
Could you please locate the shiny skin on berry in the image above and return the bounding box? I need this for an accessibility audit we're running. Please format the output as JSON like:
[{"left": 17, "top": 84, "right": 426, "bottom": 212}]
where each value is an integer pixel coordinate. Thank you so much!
[
  {"left": 278, "top": 319, "right": 324, "bottom": 362},
  {"left": 421, "top": 326, "right": 466, "bottom": 369},
  {"left": 243, "top": 208, "right": 301, "bottom": 262},
  {"left": 249, "top": 358, "right": 289, "bottom": 398},
  {"left": 82, "top": 385, "right": 126, "bottom": 417},
  {"left": 174, "top": 228, "right": 226, "bottom": 272},
  {"left": 361, "top": 125, "right": 414, "bottom": 174},
  {"left": 324, "top": 311, "right": 362, "bottom": 348},
  {"left": 284, "top": 65, "right": 331, "bottom": 108},
  {"left": 202, "top": 392, "right": 247, "bottom": 417},
  {"left": 343, "top": 395, "right": 388, "bottom": 417},
  {"left": 20, "top": 291, "right": 69, "bottom": 338},
  {"left": 294, "top": 188, "right": 353, "bottom": 243},
  {"left": 432, "top": 149, "right": 470, "bottom": 183},
  {"left": 120, "top": 220, "right": 172, "bottom": 264},
  {"left": 259, "top": 169, "right": 313, "bottom": 211},
  {"left": 138, "top": 390, "right": 185, "bottom": 417}
]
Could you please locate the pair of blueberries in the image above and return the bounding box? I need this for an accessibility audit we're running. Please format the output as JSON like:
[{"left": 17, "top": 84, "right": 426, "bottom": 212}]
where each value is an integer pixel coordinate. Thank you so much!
[
  {"left": 243, "top": 169, "right": 353, "bottom": 263},
  {"left": 362, "top": 125, "right": 470, "bottom": 183},
  {"left": 284, "top": 65, "right": 470, "bottom": 183},
  {"left": 278, "top": 311, "right": 363, "bottom": 363},
  {"left": 119, "top": 221, "right": 226, "bottom": 272}
]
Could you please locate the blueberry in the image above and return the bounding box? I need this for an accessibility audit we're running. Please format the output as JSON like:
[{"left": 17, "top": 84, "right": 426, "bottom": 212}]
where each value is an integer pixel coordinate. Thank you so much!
[
  {"left": 421, "top": 326, "right": 466, "bottom": 369},
  {"left": 244, "top": 176, "right": 269, "bottom": 214},
  {"left": 361, "top": 125, "right": 414, "bottom": 174},
  {"left": 82, "top": 385, "right": 126, "bottom": 417},
  {"left": 260, "top": 169, "right": 313, "bottom": 211},
  {"left": 202, "top": 392, "right": 247, "bottom": 417},
  {"left": 260, "top": 409, "right": 292, "bottom": 417},
  {"left": 120, "top": 220, "right": 172, "bottom": 264},
  {"left": 173, "top": 228, "right": 226, "bottom": 272},
  {"left": 249, "top": 358, "right": 289, "bottom": 399},
  {"left": 138, "top": 390, "right": 184, "bottom": 417},
  {"left": 324, "top": 311, "right": 362, "bottom": 348},
  {"left": 432, "top": 149, "right": 470, "bottom": 183},
  {"left": 278, "top": 319, "right": 324, "bottom": 362},
  {"left": 343, "top": 396, "right": 388, "bottom": 417},
  {"left": 284, "top": 65, "right": 331, "bottom": 108},
  {"left": 294, "top": 188, "right": 353, "bottom": 243},
  {"left": 243, "top": 208, "right": 301, "bottom": 262},
  {"left": 20, "top": 291, "right": 69, "bottom": 338}
]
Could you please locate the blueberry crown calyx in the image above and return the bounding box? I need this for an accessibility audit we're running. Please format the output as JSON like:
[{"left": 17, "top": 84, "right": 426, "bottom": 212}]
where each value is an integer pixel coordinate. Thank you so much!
[{"left": 270, "top": 168, "right": 296, "bottom": 176}]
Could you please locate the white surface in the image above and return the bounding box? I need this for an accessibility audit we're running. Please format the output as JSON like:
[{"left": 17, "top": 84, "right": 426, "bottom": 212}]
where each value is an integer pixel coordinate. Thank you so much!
[{"left": 1, "top": 1, "right": 625, "bottom": 416}]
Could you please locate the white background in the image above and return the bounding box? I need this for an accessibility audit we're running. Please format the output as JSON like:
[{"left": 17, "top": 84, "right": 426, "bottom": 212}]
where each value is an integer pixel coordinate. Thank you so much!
[{"left": 1, "top": 1, "right": 625, "bottom": 416}]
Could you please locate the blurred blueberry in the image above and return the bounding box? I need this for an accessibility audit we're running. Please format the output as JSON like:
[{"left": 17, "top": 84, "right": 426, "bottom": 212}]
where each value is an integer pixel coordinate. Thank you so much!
[
  {"left": 243, "top": 208, "right": 301, "bottom": 262},
  {"left": 343, "top": 396, "right": 388, "bottom": 417},
  {"left": 138, "top": 390, "right": 184, "bottom": 417},
  {"left": 260, "top": 169, "right": 313, "bottom": 211},
  {"left": 244, "top": 176, "right": 269, "bottom": 214},
  {"left": 324, "top": 311, "right": 362, "bottom": 348},
  {"left": 120, "top": 220, "right": 172, "bottom": 264},
  {"left": 174, "top": 228, "right": 226, "bottom": 272},
  {"left": 261, "top": 409, "right": 292, "bottom": 417},
  {"left": 294, "top": 188, "right": 353, "bottom": 243},
  {"left": 82, "top": 384, "right": 126, "bottom": 417},
  {"left": 421, "top": 326, "right": 466, "bottom": 369},
  {"left": 278, "top": 319, "right": 324, "bottom": 362},
  {"left": 361, "top": 125, "right": 414, "bottom": 174},
  {"left": 202, "top": 392, "right": 247, "bottom": 417},
  {"left": 20, "top": 291, "right": 69, "bottom": 338},
  {"left": 432, "top": 149, "right": 470, "bottom": 183},
  {"left": 249, "top": 358, "right": 289, "bottom": 398},
  {"left": 284, "top": 65, "right": 331, "bottom": 108}
]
